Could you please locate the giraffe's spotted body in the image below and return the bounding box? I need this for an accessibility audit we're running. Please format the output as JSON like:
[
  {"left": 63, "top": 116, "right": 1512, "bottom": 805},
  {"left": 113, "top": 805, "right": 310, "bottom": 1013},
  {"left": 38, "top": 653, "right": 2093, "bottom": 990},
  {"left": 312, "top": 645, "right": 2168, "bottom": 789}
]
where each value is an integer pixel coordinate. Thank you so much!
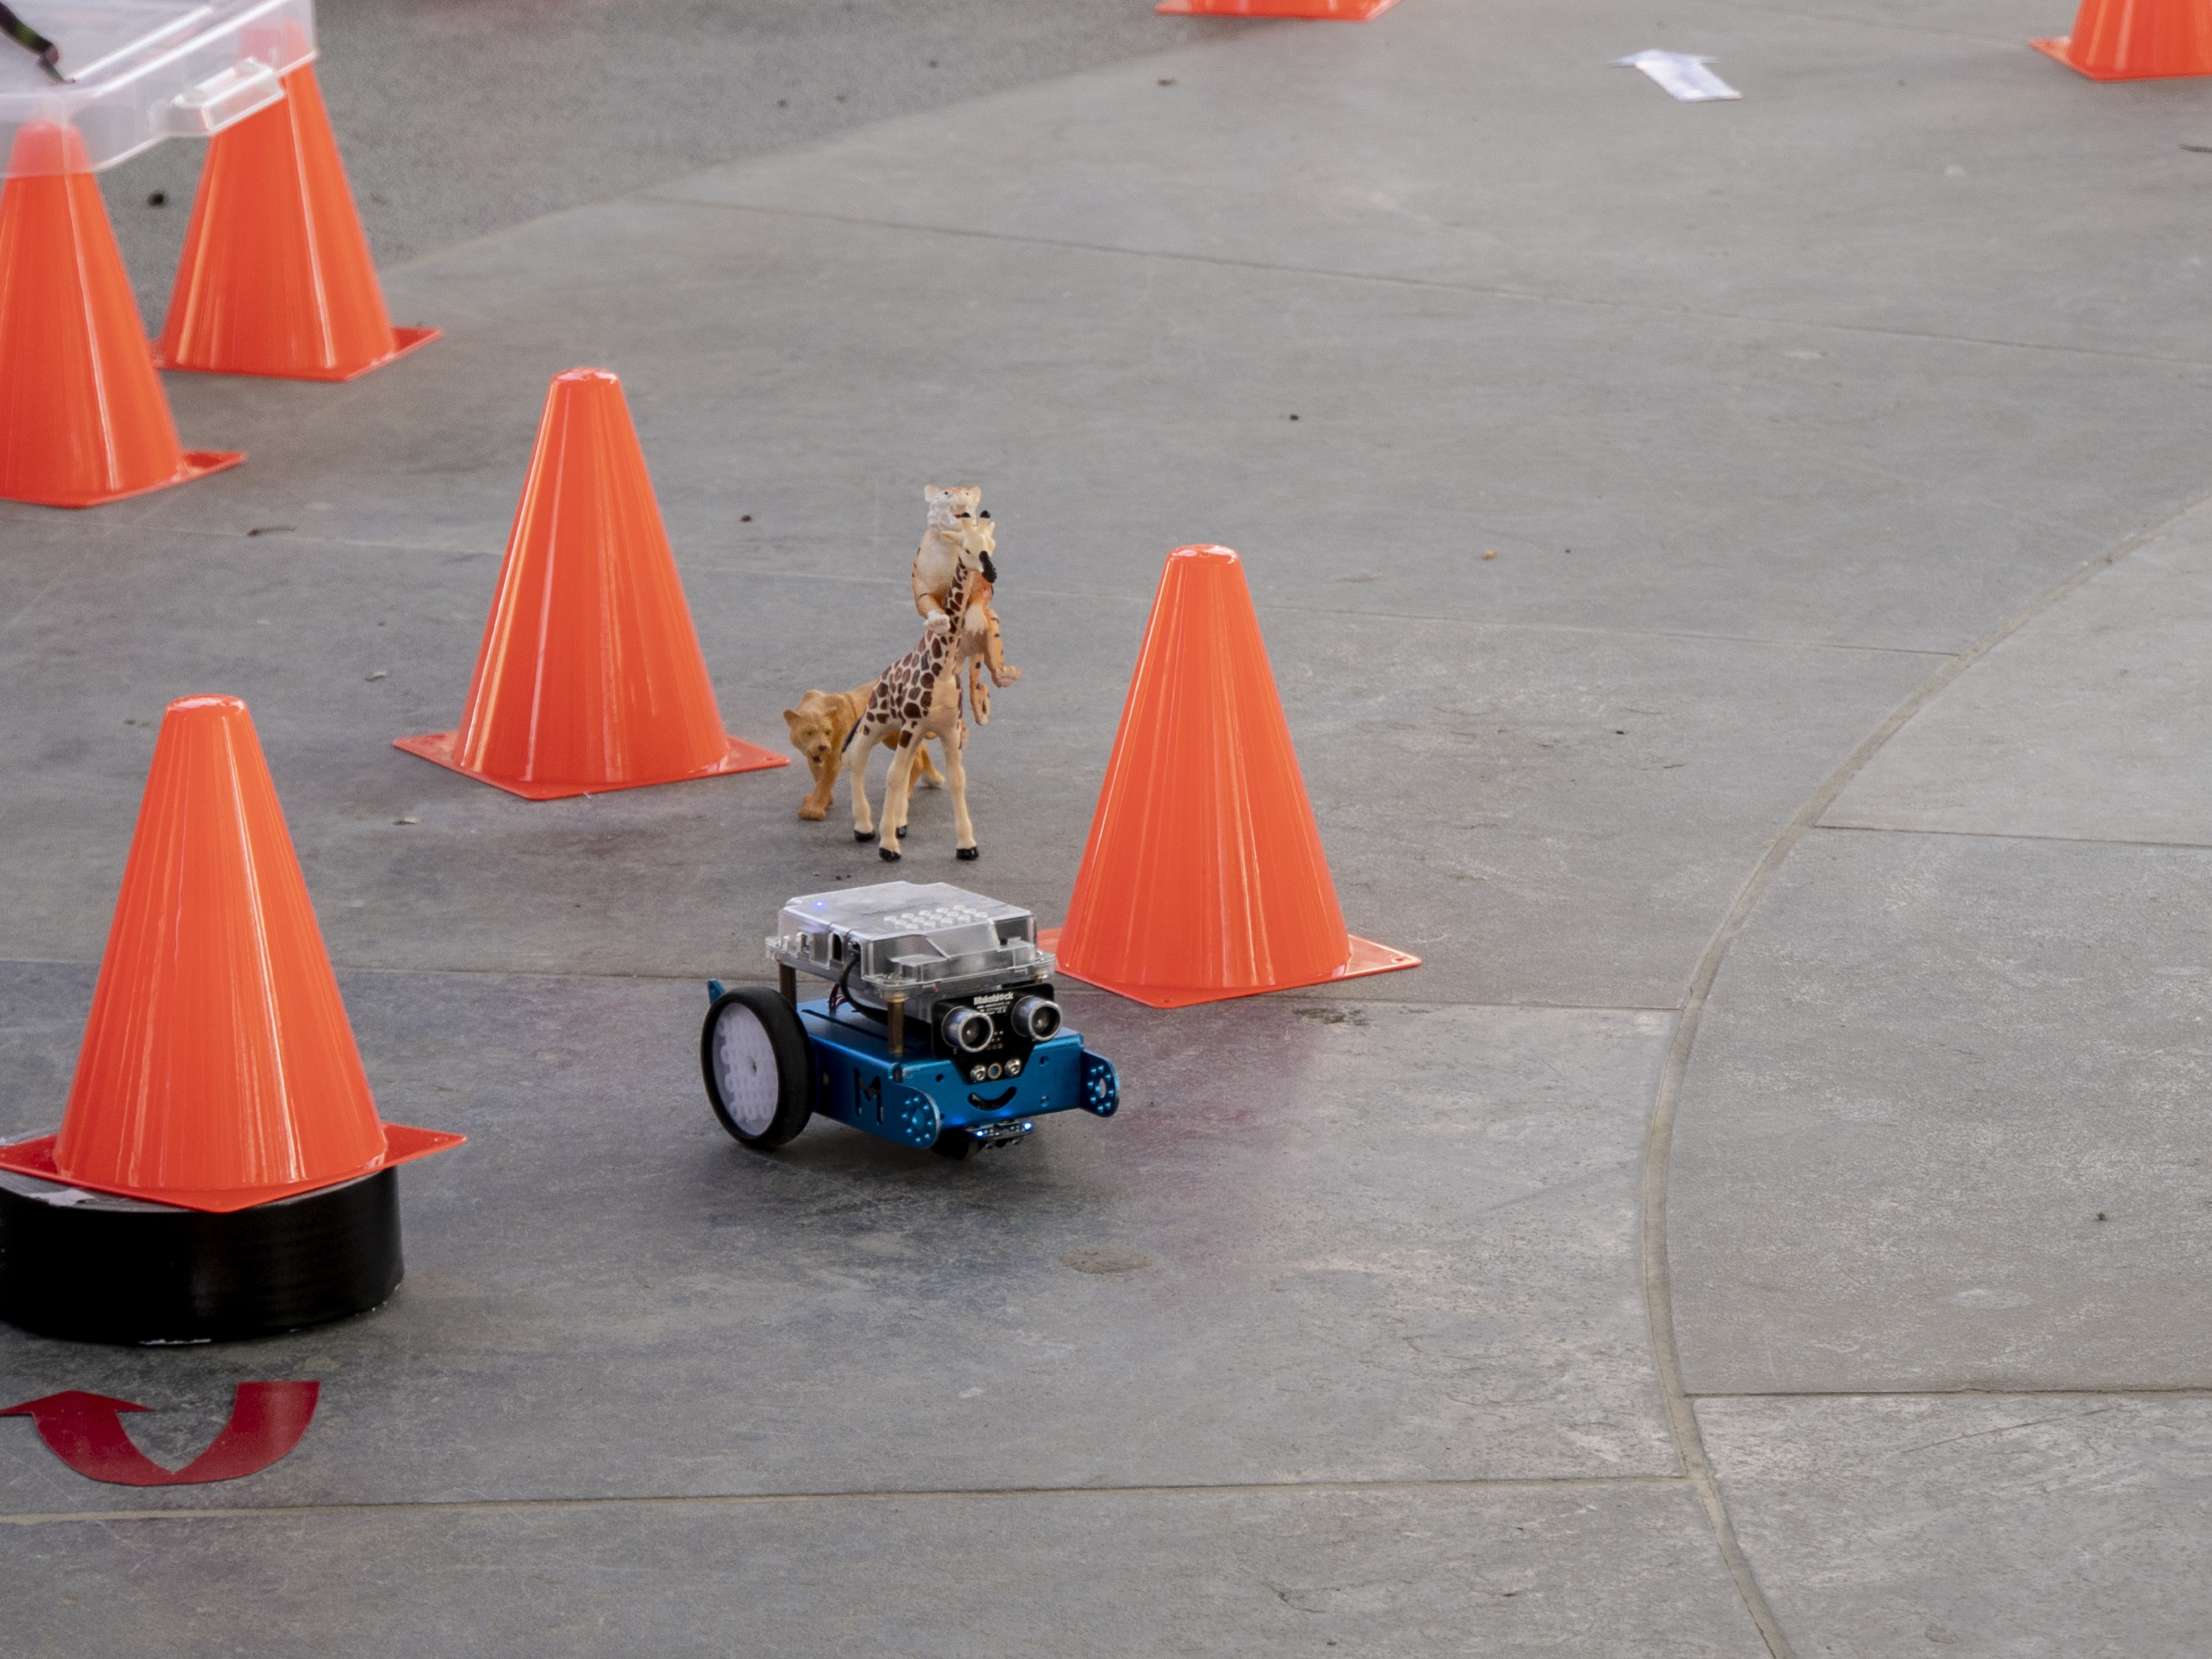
[{"left": 844, "top": 517, "right": 990, "bottom": 860}]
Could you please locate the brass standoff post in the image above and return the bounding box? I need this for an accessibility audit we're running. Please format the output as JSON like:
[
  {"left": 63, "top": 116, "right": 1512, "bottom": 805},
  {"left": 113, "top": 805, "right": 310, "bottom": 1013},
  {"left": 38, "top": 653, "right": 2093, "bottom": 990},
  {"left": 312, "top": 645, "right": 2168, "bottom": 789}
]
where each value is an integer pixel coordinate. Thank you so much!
[
  {"left": 887, "top": 993, "right": 905, "bottom": 1057},
  {"left": 778, "top": 963, "right": 796, "bottom": 1006}
]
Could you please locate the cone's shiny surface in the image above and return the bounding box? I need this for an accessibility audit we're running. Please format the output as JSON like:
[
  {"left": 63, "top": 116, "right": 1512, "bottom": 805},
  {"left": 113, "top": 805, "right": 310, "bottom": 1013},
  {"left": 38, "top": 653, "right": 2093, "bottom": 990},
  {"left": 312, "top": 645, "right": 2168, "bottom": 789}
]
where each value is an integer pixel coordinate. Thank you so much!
[
  {"left": 398, "top": 368, "right": 784, "bottom": 796},
  {"left": 0, "top": 125, "right": 241, "bottom": 507},
  {"left": 0, "top": 696, "right": 460, "bottom": 1212},
  {"left": 2035, "top": 0, "right": 2212, "bottom": 77},
  {"left": 1057, "top": 546, "right": 1355, "bottom": 1001},
  {"left": 157, "top": 65, "right": 436, "bottom": 380}
]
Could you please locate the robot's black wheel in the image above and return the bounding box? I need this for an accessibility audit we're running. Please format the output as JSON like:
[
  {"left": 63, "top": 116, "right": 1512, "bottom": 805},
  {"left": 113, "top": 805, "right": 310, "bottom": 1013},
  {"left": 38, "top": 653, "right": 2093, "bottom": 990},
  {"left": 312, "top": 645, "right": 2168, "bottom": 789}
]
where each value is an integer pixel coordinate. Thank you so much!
[
  {"left": 702, "top": 988, "right": 814, "bottom": 1150},
  {"left": 930, "top": 1129, "right": 976, "bottom": 1161}
]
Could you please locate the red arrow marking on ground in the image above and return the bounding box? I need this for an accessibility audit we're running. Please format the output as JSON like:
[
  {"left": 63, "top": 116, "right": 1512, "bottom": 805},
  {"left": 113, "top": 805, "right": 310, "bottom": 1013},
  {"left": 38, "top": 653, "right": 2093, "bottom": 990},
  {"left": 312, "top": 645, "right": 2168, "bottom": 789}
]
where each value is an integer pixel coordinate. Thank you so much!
[
  {"left": 0, "top": 1391, "right": 165, "bottom": 1485},
  {"left": 2, "top": 1382, "right": 319, "bottom": 1486},
  {"left": 169, "top": 1382, "right": 319, "bottom": 1482}
]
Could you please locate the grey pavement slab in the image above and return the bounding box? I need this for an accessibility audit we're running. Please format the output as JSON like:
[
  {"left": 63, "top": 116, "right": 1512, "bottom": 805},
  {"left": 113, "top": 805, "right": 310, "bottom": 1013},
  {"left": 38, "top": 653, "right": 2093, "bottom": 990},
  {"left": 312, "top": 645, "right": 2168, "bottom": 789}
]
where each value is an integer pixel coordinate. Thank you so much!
[
  {"left": 9, "top": 0, "right": 2212, "bottom": 1646},
  {"left": 95, "top": 0, "right": 1240, "bottom": 326},
  {"left": 105, "top": 182, "right": 2189, "bottom": 670},
  {"left": 0, "top": 1480, "right": 1767, "bottom": 1659},
  {"left": 660, "top": 0, "right": 2212, "bottom": 359},
  {"left": 1700, "top": 1393, "right": 2212, "bottom": 1659},
  {"left": 0, "top": 526, "right": 1930, "bottom": 1008},
  {"left": 0, "top": 195, "right": 1937, "bottom": 1007},
  {"left": 1828, "top": 494, "right": 2212, "bottom": 845},
  {"left": 650, "top": 0, "right": 2212, "bottom": 652},
  {"left": 0, "top": 968, "right": 1679, "bottom": 1507},
  {"left": 0, "top": 520, "right": 101, "bottom": 633},
  {"left": 1670, "top": 827, "right": 2212, "bottom": 1395}
]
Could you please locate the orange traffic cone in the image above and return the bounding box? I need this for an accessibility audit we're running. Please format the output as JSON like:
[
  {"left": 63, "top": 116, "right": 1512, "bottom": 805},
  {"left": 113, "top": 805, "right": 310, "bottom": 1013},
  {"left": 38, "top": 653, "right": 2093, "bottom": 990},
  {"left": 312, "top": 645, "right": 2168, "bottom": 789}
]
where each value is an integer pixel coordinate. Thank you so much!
[
  {"left": 396, "top": 369, "right": 787, "bottom": 799},
  {"left": 0, "top": 124, "right": 242, "bottom": 508},
  {"left": 1041, "top": 545, "right": 1417, "bottom": 1008},
  {"left": 1156, "top": 0, "right": 1401, "bottom": 15},
  {"left": 0, "top": 695, "right": 461, "bottom": 1212},
  {"left": 2033, "top": 0, "right": 2212, "bottom": 78},
  {"left": 154, "top": 63, "right": 437, "bottom": 380},
  {"left": 0, "top": 696, "right": 461, "bottom": 1342}
]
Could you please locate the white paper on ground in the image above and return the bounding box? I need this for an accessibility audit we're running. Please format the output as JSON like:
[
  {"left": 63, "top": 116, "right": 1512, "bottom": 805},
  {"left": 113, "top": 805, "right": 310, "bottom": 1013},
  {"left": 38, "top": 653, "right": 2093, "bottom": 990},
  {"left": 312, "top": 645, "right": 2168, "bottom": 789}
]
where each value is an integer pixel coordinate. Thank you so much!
[{"left": 1613, "top": 50, "right": 1741, "bottom": 102}]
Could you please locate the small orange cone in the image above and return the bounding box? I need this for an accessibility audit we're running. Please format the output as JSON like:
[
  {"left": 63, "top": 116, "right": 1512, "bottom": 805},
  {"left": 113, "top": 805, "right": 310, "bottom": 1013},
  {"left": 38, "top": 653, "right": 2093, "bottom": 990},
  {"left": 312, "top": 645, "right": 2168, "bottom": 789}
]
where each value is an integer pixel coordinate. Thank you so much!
[
  {"left": 1041, "top": 545, "right": 1417, "bottom": 1008},
  {"left": 2033, "top": 0, "right": 2212, "bottom": 78},
  {"left": 1156, "top": 0, "right": 1400, "bottom": 15},
  {"left": 0, "top": 125, "right": 242, "bottom": 508},
  {"left": 397, "top": 368, "right": 787, "bottom": 799},
  {"left": 0, "top": 695, "right": 460, "bottom": 1213},
  {"left": 155, "top": 63, "right": 437, "bottom": 380}
]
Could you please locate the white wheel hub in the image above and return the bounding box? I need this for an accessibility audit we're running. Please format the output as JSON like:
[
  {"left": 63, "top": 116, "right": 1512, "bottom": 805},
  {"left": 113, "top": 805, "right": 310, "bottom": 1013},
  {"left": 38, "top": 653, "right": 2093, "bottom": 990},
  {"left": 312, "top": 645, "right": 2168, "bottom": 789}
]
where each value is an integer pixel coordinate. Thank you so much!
[{"left": 713, "top": 1002, "right": 782, "bottom": 1135}]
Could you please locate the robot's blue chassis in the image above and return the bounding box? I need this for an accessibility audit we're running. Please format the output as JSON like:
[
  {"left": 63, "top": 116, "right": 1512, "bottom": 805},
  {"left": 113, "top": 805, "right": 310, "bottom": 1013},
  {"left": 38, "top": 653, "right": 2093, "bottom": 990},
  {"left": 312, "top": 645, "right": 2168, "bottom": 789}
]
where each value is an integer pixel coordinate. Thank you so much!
[{"left": 798, "top": 997, "right": 1118, "bottom": 1152}]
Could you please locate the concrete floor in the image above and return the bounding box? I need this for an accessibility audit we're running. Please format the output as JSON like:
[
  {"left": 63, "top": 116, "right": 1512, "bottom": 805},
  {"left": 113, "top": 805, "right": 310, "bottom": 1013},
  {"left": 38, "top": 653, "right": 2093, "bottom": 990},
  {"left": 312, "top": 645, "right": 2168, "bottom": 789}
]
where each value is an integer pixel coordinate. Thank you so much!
[{"left": 4, "top": 0, "right": 2212, "bottom": 1652}]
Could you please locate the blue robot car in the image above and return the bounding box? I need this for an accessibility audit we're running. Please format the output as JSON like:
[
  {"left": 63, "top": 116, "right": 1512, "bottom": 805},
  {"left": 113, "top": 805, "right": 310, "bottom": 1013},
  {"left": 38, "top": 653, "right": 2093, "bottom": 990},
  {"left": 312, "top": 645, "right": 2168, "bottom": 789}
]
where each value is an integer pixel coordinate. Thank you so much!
[{"left": 702, "top": 882, "right": 1118, "bottom": 1160}]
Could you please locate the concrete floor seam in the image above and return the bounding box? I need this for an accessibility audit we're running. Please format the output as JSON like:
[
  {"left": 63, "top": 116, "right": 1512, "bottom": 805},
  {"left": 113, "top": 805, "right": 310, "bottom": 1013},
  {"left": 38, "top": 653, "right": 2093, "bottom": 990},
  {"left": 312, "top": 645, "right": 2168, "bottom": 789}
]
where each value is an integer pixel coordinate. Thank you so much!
[
  {"left": 0, "top": 568, "right": 72, "bottom": 637},
  {"left": 1244, "top": 609, "right": 1961, "bottom": 659},
  {"left": 676, "top": 567, "right": 1972, "bottom": 662},
  {"left": 1636, "top": 487, "right": 2212, "bottom": 1659},
  {"left": 52, "top": 530, "right": 1975, "bottom": 662},
  {"left": 1689, "top": 1387, "right": 2212, "bottom": 1399},
  {"left": 637, "top": 194, "right": 2212, "bottom": 372},
  {"left": 0, "top": 1472, "right": 1698, "bottom": 1530},
  {"left": 0, "top": 956, "right": 1679, "bottom": 1017},
  {"left": 1811, "top": 822, "right": 2212, "bottom": 855}
]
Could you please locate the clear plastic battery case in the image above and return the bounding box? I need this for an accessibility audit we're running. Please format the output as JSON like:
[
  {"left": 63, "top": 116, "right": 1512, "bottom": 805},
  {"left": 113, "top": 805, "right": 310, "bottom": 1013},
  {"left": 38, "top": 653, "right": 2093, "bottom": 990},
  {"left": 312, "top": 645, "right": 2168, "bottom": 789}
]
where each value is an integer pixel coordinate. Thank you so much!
[
  {"left": 0, "top": 0, "right": 315, "bottom": 175},
  {"left": 768, "top": 882, "right": 1055, "bottom": 1017}
]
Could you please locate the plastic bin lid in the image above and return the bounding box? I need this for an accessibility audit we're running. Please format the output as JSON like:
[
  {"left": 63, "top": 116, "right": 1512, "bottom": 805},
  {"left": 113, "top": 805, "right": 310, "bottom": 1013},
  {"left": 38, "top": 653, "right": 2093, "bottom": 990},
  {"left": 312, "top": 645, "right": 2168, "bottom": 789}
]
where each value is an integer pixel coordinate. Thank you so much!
[{"left": 0, "top": 0, "right": 315, "bottom": 176}]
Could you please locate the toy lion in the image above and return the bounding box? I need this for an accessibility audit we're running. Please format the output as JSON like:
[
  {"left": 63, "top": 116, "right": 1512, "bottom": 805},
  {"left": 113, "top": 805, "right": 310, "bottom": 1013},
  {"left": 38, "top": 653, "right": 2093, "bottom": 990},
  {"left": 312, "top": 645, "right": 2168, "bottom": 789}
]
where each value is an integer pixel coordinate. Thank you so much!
[{"left": 784, "top": 683, "right": 944, "bottom": 820}]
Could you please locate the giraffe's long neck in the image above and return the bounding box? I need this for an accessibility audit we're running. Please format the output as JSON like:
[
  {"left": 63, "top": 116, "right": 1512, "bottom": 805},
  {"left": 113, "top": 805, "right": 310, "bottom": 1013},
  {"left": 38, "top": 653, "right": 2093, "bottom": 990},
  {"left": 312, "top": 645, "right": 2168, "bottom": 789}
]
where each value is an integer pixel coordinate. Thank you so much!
[
  {"left": 921, "top": 628, "right": 955, "bottom": 678},
  {"left": 918, "top": 566, "right": 970, "bottom": 679},
  {"left": 915, "top": 567, "right": 970, "bottom": 683}
]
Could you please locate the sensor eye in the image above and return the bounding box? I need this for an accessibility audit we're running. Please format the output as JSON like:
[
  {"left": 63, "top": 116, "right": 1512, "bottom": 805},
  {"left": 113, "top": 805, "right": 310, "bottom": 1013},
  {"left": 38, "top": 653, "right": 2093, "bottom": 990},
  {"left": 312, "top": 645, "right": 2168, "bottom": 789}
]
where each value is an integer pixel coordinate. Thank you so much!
[
  {"left": 1011, "top": 996, "right": 1062, "bottom": 1043},
  {"left": 940, "top": 1007, "right": 994, "bottom": 1054}
]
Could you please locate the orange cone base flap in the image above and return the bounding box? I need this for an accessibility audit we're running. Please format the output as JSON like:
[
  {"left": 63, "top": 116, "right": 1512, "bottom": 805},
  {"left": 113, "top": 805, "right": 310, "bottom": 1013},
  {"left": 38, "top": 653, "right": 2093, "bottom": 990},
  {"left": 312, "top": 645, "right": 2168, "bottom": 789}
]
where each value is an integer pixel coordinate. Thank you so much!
[
  {"left": 157, "top": 326, "right": 440, "bottom": 384},
  {"left": 1040, "top": 927, "right": 1418, "bottom": 1009},
  {"left": 155, "top": 64, "right": 433, "bottom": 380},
  {"left": 8, "top": 449, "right": 244, "bottom": 511},
  {"left": 392, "top": 729, "right": 786, "bottom": 799},
  {"left": 0, "top": 1124, "right": 463, "bottom": 1215},
  {"left": 2029, "top": 34, "right": 2212, "bottom": 78},
  {"left": 1156, "top": 0, "right": 1400, "bottom": 15}
]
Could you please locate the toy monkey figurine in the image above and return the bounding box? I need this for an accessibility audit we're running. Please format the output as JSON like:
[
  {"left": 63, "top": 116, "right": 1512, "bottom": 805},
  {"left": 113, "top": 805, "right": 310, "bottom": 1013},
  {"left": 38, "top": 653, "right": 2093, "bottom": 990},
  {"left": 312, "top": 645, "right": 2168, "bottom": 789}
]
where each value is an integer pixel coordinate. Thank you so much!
[{"left": 911, "top": 484, "right": 980, "bottom": 630}]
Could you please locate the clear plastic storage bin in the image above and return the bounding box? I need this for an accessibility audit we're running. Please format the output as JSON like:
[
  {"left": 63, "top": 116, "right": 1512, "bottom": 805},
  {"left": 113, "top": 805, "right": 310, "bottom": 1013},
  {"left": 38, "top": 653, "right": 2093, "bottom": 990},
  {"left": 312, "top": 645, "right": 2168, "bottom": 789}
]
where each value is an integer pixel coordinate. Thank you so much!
[{"left": 0, "top": 0, "right": 314, "bottom": 175}]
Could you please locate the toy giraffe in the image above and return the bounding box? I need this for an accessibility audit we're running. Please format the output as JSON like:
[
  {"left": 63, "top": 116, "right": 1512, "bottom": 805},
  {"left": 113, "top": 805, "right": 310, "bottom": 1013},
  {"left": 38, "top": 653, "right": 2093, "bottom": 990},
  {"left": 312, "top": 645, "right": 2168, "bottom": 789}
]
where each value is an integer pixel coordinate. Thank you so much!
[{"left": 844, "top": 522, "right": 991, "bottom": 860}]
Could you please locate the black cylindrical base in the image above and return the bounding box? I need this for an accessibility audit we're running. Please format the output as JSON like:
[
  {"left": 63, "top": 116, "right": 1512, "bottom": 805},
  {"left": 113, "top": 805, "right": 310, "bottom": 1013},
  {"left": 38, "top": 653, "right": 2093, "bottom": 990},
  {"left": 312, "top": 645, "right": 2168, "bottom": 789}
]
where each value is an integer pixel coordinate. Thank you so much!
[{"left": 0, "top": 1168, "right": 402, "bottom": 1345}]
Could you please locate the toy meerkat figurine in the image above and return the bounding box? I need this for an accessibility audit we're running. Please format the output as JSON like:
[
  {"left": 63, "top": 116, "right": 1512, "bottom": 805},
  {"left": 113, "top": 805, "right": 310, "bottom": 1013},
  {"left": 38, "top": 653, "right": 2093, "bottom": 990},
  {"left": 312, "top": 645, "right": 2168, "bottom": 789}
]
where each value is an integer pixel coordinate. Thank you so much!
[
  {"left": 912, "top": 484, "right": 981, "bottom": 629},
  {"left": 911, "top": 484, "right": 1021, "bottom": 721}
]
